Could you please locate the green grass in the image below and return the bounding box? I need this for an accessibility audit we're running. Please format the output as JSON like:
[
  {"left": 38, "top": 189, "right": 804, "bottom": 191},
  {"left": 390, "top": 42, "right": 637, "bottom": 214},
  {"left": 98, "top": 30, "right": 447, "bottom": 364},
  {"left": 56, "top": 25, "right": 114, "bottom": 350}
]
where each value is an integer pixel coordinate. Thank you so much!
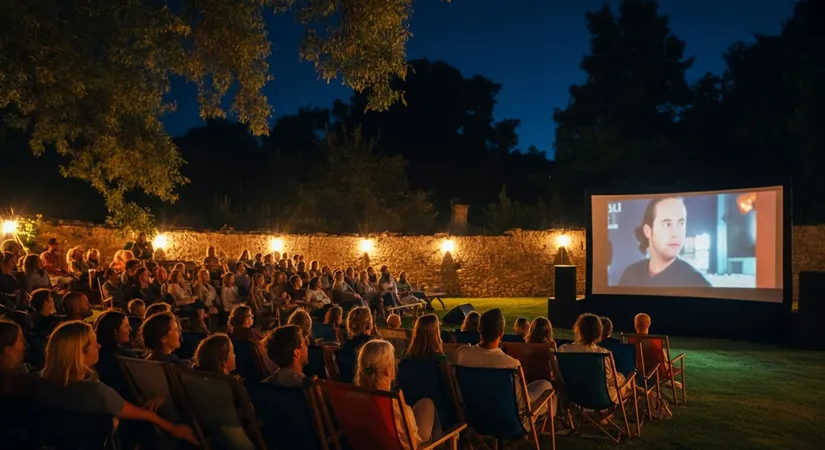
[{"left": 407, "top": 297, "right": 825, "bottom": 450}]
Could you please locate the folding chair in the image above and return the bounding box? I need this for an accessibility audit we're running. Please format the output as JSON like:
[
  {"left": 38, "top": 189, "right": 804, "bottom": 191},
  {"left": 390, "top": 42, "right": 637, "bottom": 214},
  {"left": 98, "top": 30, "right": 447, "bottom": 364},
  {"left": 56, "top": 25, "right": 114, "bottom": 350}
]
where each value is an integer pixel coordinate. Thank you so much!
[
  {"left": 602, "top": 340, "right": 666, "bottom": 422},
  {"left": 169, "top": 365, "right": 265, "bottom": 450},
  {"left": 231, "top": 339, "right": 270, "bottom": 383},
  {"left": 501, "top": 334, "right": 525, "bottom": 343},
  {"left": 312, "top": 322, "right": 340, "bottom": 344},
  {"left": 500, "top": 342, "right": 556, "bottom": 385},
  {"left": 246, "top": 378, "right": 334, "bottom": 450},
  {"left": 453, "top": 366, "right": 555, "bottom": 450},
  {"left": 334, "top": 347, "right": 358, "bottom": 383},
  {"left": 315, "top": 379, "right": 467, "bottom": 450},
  {"left": 552, "top": 351, "right": 640, "bottom": 442},
  {"left": 622, "top": 333, "right": 687, "bottom": 405},
  {"left": 173, "top": 331, "right": 208, "bottom": 360},
  {"left": 37, "top": 407, "right": 120, "bottom": 450},
  {"left": 397, "top": 358, "right": 464, "bottom": 429},
  {"left": 376, "top": 327, "right": 411, "bottom": 356},
  {"left": 307, "top": 344, "right": 337, "bottom": 380}
]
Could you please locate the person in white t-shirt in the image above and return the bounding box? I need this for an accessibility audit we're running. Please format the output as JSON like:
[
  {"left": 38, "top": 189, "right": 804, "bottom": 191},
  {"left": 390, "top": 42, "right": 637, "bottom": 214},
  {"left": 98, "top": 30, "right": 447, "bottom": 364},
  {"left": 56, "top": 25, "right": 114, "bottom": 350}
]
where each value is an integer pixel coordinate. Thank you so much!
[{"left": 455, "top": 308, "right": 556, "bottom": 427}]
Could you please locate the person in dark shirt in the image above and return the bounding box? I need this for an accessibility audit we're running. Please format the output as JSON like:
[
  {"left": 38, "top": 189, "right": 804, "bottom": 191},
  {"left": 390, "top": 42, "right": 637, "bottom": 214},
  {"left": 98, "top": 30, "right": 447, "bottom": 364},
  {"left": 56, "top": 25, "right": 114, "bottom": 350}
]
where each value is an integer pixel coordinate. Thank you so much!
[{"left": 619, "top": 197, "right": 711, "bottom": 288}]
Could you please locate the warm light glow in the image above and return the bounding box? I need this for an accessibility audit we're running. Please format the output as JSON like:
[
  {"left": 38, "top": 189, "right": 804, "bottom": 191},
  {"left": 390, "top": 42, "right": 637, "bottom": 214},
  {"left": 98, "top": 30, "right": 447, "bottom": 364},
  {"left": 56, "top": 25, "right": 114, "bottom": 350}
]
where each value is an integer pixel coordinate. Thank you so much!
[
  {"left": 737, "top": 192, "right": 757, "bottom": 214},
  {"left": 556, "top": 234, "right": 571, "bottom": 248},
  {"left": 442, "top": 239, "right": 455, "bottom": 253},
  {"left": 152, "top": 233, "right": 168, "bottom": 250},
  {"left": 359, "top": 239, "right": 374, "bottom": 253},
  {"left": 2, "top": 220, "right": 18, "bottom": 235},
  {"left": 269, "top": 237, "right": 284, "bottom": 253}
]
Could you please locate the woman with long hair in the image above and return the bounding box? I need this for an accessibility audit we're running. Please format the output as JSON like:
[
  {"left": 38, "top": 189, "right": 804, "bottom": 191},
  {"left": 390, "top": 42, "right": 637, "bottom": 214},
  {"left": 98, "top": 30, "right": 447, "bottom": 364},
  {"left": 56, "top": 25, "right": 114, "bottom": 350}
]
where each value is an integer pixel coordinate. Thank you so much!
[
  {"left": 460, "top": 311, "right": 480, "bottom": 333},
  {"left": 513, "top": 317, "right": 530, "bottom": 341},
  {"left": 405, "top": 314, "right": 445, "bottom": 361},
  {"left": 140, "top": 312, "right": 185, "bottom": 364},
  {"left": 356, "top": 340, "right": 437, "bottom": 449},
  {"left": 323, "top": 306, "right": 345, "bottom": 343},
  {"left": 342, "top": 306, "right": 374, "bottom": 353},
  {"left": 286, "top": 309, "right": 313, "bottom": 343},
  {"left": 22, "top": 254, "right": 51, "bottom": 295},
  {"left": 227, "top": 305, "right": 263, "bottom": 341},
  {"left": 93, "top": 309, "right": 139, "bottom": 396},
  {"left": 39, "top": 321, "right": 197, "bottom": 444},
  {"left": 193, "top": 333, "right": 236, "bottom": 375},
  {"left": 558, "top": 313, "right": 627, "bottom": 403},
  {"left": 526, "top": 317, "right": 554, "bottom": 344}
]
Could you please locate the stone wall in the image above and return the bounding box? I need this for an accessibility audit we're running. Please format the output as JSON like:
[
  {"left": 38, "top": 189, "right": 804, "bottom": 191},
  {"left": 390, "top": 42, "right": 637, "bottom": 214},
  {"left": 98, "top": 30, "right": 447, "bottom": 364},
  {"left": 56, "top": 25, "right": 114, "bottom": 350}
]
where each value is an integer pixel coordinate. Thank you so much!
[
  {"left": 35, "top": 223, "right": 587, "bottom": 298},
  {"left": 33, "top": 222, "right": 825, "bottom": 299}
]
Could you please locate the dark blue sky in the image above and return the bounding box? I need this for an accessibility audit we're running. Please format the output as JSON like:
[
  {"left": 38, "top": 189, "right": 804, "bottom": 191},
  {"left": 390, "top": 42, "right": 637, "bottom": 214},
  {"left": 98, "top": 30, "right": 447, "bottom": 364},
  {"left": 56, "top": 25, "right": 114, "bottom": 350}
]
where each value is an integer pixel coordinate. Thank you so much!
[{"left": 163, "top": 0, "right": 795, "bottom": 157}]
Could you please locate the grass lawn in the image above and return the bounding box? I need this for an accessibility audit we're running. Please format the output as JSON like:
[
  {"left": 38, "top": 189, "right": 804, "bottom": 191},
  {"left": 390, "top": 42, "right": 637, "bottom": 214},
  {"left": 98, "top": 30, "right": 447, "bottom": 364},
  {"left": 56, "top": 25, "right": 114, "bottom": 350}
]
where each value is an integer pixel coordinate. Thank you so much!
[{"left": 408, "top": 297, "right": 825, "bottom": 450}]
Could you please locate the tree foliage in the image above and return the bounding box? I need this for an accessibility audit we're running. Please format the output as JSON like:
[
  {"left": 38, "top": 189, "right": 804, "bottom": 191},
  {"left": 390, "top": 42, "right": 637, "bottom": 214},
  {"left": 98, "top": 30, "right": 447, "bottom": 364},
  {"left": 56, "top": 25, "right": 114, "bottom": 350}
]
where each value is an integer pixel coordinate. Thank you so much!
[{"left": 0, "top": 0, "right": 419, "bottom": 230}]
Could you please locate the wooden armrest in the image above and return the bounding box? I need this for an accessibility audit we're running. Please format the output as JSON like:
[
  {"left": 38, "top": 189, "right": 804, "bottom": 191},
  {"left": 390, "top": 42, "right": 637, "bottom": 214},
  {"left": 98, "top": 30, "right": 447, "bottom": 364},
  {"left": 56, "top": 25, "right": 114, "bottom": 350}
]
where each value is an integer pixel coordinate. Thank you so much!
[
  {"left": 643, "top": 363, "right": 662, "bottom": 380},
  {"left": 619, "top": 371, "right": 637, "bottom": 391},
  {"left": 529, "top": 388, "right": 555, "bottom": 416},
  {"left": 670, "top": 352, "right": 685, "bottom": 365},
  {"left": 418, "top": 423, "right": 468, "bottom": 450}
]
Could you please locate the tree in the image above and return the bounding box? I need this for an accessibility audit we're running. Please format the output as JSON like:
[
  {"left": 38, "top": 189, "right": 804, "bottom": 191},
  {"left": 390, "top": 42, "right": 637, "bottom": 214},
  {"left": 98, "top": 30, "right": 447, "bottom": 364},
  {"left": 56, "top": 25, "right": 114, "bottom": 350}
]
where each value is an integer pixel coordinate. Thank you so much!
[
  {"left": 553, "top": 0, "right": 693, "bottom": 221},
  {"left": 0, "top": 0, "right": 419, "bottom": 229}
]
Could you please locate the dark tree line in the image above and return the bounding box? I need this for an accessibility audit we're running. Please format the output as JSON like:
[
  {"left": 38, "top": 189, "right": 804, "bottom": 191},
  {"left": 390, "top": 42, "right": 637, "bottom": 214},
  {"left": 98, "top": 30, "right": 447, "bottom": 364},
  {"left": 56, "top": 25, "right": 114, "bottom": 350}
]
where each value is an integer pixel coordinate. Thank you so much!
[{"left": 1, "top": 0, "right": 822, "bottom": 232}]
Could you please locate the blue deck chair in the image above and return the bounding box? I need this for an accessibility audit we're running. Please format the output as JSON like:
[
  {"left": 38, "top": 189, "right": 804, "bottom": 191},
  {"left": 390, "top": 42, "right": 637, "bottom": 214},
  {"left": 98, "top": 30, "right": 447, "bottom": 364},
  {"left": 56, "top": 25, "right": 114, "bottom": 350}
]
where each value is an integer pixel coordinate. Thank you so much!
[
  {"left": 601, "top": 341, "right": 661, "bottom": 424},
  {"left": 396, "top": 358, "right": 463, "bottom": 429},
  {"left": 453, "top": 366, "right": 555, "bottom": 450},
  {"left": 552, "top": 351, "right": 640, "bottom": 442},
  {"left": 174, "top": 331, "right": 208, "bottom": 360},
  {"left": 335, "top": 347, "right": 358, "bottom": 383},
  {"left": 232, "top": 339, "right": 269, "bottom": 383},
  {"left": 312, "top": 322, "right": 339, "bottom": 343},
  {"left": 245, "top": 378, "right": 332, "bottom": 450},
  {"left": 306, "top": 344, "right": 336, "bottom": 379}
]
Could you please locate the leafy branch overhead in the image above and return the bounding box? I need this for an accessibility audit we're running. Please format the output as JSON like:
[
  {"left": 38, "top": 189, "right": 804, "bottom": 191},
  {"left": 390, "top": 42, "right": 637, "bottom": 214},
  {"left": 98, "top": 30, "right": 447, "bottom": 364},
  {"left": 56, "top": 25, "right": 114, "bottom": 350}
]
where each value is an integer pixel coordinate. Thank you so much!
[{"left": 0, "top": 0, "right": 418, "bottom": 230}]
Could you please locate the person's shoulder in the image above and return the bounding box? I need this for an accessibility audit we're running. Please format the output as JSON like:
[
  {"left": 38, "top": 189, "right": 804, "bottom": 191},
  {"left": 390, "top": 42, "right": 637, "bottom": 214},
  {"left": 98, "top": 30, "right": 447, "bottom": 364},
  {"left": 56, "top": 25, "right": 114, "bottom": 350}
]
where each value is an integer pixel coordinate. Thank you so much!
[
  {"left": 619, "top": 259, "right": 648, "bottom": 284},
  {"left": 674, "top": 259, "right": 711, "bottom": 285}
]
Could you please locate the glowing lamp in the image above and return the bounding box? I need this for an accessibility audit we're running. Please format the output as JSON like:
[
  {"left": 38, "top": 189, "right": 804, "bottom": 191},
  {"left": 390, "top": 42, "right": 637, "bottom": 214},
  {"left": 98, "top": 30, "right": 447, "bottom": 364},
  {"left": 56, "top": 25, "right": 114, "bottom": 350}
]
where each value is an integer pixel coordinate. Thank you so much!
[
  {"left": 442, "top": 239, "right": 455, "bottom": 253},
  {"left": 269, "top": 237, "right": 284, "bottom": 253},
  {"left": 556, "top": 234, "right": 571, "bottom": 248},
  {"left": 152, "top": 233, "right": 168, "bottom": 250},
  {"left": 359, "top": 239, "right": 374, "bottom": 254},
  {"left": 2, "top": 220, "right": 18, "bottom": 235}
]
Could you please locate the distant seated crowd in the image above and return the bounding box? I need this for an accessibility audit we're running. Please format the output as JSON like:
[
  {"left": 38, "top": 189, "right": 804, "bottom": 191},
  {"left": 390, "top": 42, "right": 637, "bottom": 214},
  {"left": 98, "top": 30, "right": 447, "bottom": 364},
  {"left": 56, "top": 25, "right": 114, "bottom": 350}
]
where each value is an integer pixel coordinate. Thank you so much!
[{"left": 0, "top": 234, "right": 686, "bottom": 449}]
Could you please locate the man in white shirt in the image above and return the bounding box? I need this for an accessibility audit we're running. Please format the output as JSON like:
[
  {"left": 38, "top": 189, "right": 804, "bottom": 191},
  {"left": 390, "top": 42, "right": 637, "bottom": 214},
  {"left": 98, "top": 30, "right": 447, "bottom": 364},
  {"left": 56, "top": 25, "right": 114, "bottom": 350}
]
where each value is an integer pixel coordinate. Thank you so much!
[{"left": 455, "top": 309, "right": 556, "bottom": 425}]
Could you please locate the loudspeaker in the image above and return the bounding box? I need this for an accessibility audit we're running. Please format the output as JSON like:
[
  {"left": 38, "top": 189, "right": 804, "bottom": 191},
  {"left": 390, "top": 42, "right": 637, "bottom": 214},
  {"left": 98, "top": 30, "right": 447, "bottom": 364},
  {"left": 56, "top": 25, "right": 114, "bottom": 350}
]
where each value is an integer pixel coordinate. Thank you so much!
[
  {"left": 549, "top": 265, "right": 578, "bottom": 328},
  {"left": 443, "top": 303, "right": 476, "bottom": 326},
  {"left": 798, "top": 271, "right": 825, "bottom": 316}
]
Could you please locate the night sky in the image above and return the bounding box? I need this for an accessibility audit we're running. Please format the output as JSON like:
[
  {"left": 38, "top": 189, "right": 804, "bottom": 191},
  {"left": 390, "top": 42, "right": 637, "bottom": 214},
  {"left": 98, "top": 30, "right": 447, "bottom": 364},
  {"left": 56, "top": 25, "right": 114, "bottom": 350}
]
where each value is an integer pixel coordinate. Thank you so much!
[{"left": 162, "top": 0, "right": 796, "bottom": 157}]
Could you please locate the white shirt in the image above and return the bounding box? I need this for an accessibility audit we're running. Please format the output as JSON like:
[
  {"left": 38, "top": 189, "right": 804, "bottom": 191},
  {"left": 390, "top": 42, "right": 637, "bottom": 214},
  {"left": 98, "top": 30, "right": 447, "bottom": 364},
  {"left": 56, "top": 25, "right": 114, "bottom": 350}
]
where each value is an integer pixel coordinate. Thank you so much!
[{"left": 221, "top": 285, "right": 239, "bottom": 310}]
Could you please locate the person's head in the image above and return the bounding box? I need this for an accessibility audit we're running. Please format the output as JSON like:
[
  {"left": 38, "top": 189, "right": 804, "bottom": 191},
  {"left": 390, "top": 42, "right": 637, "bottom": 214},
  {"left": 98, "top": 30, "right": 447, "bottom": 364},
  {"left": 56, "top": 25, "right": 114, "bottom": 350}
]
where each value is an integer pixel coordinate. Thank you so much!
[
  {"left": 345, "top": 267, "right": 354, "bottom": 278},
  {"left": 526, "top": 317, "right": 554, "bottom": 344},
  {"left": 308, "top": 277, "right": 321, "bottom": 290},
  {"left": 252, "top": 272, "right": 265, "bottom": 287},
  {"left": 322, "top": 265, "right": 331, "bottom": 274},
  {"left": 265, "top": 325, "right": 308, "bottom": 369},
  {"left": 23, "top": 254, "right": 42, "bottom": 274},
  {"left": 366, "top": 266, "right": 375, "bottom": 276},
  {"left": 264, "top": 254, "right": 273, "bottom": 265},
  {"left": 124, "top": 259, "right": 142, "bottom": 275},
  {"left": 222, "top": 272, "right": 235, "bottom": 287},
  {"left": 30, "top": 288, "right": 55, "bottom": 315},
  {"left": 380, "top": 265, "right": 389, "bottom": 275},
  {"left": 461, "top": 311, "right": 480, "bottom": 332},
  {"left": 513, "top": 317, "right": 529, "bottom": 338},
  {"left": 62, "top": 291, "right": 92, "bottom": 319},
  {"left": 66, "top": 246, "right": 83, "bottom": 264},
  {"left": 140, "top": 312, "right": 181, "bottom": 354},
  {"left": 254, "top": 253, "right": 263, "bottom": 262},
  {"left": 636, "top": 197, "right": 687, "bottom": 263},
  {"left": 324, "top": 306, "right": 344, "bottom": 327},
  {"left": 573, "top": 313, "right": 603, "bottom": 345},
  {"left": 1, "top": 251, "right": 16, "bottom": 273},
  {"left": 193, "top": 333, "right": 236, "bottom": 375},
  {"left": 145, "top": 302, "right": 171, "bottom": 317},
  {"left": 310, "top": 260, "right": 319, "bottom": 271},
  {"left": 600, "top": 316, "right": 614, "bottom": 339},
  {"left": 93, "top": 309, "right": 131, "bottom": 349},
  {"left": 46, "top": 237, "right": 60, "bottom": 251},
  {"left": 239, "top": 249, "right": 250, "bottom": 260},
  {"left": 297, "top": 261, "right": 306, "bottom": 272},
  {"left": 334, "top": 270, "right": 344, "bottom": 281},
  {"left": 386, "top": 314, "right": 401, "bottom": 329},
  {"left": 228, "top": 305, "right": 254, "bottom": 332},
  {"left": 169, "top": 269, "right": 185, "bottom": 285},
  {"left": 0, "top": 320, "right": 25, "bottom": 369},
  {"left": 128, "top": 299, "right": 146, "bottom": 318},
  {"left": 207, "top": 245, "right": 216, "bottom": 257},
  {"left": 42, "top": 321, "right": 98, "bottom": 385},
  {"left": 196, "top": 268, "right": 210, "bottom": 284},
  {"left": 135, "top": 266, "right": 150, "bottom": 284},
  {"left": 407, "top": 314, "right": 443, "bottom": 359},
  {"left": 235, "top": 262, "right": 247, "bottom": 276},
  {"left": 287, "top": 309, "right": 313, "bottom": 340},
  {"left": 275, "top": 272, "right": 287, "bottom": 284},
  {"left": 155, "top": 265, "right": 168, "bottom": 283},
  {"left": 355, "top": 339, "right": 395, "bottom": 391},
  {"left": 85, "top": 248, "right": 100, "bottom": 262},
  {"left": 634, "top": 313, "right": 651, "bottom": 334},
  {"left": 289, "top": 275, "right": 302, "bottom": 289},
  {"left": 0, "top": 240, "right": 22, "bottom": 258},
  {"left": 358, "top": 270, "right": 368, "bottom": 282},
  {"left": 347, "top": 306, "right": 373, "bottom": 337},
  {"left": 137, "top": 232, "right": 147, "bottom": 243},
  {"left": 104, "top": 267, "right": 119, "bottom": 283},
  {"left": 122, "top": 250, "right": 135, "bottom": 261},
  {"left": 398, "top": 271, "right": 408, "bottom": 283},
  {"left": 478, "top": 309, "right": 505, "bottom": 345}
]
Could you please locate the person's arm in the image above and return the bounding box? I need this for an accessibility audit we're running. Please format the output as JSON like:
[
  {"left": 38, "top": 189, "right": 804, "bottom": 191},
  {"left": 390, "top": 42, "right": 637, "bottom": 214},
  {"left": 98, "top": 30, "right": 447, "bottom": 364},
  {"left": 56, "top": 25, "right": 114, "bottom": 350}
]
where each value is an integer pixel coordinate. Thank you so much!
[{"left": 120, "top": 401, "right": 198, "bottom": 445}]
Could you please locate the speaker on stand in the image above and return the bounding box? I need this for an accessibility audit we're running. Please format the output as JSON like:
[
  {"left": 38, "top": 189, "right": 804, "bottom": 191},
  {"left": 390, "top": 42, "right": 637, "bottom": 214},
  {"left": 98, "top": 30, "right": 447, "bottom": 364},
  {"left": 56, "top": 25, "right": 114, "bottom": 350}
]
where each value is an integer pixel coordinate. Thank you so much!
[
  {"left": 443, "top": 303, "right": 476, "bottom": 327},
  {"left": 548, "top": 265, "right": 579, "bottom": 328}
]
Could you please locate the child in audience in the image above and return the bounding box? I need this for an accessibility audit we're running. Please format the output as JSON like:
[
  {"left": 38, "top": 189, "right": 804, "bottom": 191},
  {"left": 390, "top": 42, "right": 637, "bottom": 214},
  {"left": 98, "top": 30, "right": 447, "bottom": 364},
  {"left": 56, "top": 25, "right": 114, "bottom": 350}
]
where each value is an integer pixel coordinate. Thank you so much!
[
  {"left": 405, "top": 314, "right": 446, "bottom": 362},
  {"left": 128, "top": 299, "right": 146, "bottom": 318},
  {"left": 387, "top": 313, "right": 402, "bottom": 329},
  {"left": 141, "top": 312, "right": 186, "bottom": 364},
  {"left": 514, "top": 317, "right": 529, "bottom": 340},
  {"left": 145, "top": 302, "right": 171, "bottom": 318},
  {"left": 526, "top": 317, "right": 554, "bottom": 344},
  {"left": 460, "top": 311, "right": 480, "bottom": 332},
  {"left": 356, "top": 340, "right": 438, "bottom": 449},
  {"left": 38, "top": 321, "right": 197, "bottom": 444},
  {"left": 263, "top": 325, "right": 309, "bottom": 387}
]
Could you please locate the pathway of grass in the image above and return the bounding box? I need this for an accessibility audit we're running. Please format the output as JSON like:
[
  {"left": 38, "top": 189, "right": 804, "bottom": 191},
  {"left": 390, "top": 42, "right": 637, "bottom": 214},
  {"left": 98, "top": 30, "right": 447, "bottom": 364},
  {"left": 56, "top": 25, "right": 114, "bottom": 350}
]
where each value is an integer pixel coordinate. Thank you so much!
[{"left": 413, "top": 297, "right": 825, "bottom": 449}]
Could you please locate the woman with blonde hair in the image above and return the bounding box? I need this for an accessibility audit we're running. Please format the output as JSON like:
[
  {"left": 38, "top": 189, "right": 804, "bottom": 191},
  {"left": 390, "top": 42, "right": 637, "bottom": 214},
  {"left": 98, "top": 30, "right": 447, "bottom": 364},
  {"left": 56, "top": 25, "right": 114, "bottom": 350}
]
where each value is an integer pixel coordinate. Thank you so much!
[
  {"left": 405, "top": 314, "right": 445, "bottom": 361},
  {"left": 513, "top": 317, "right": 530, "bottom": 341},
  {"left": 342, "top": 306, "right": 374, "bottom": 353},
  {"left": 39, "top": 321, "right": 197, "bottom": 444},
  {"left": 526, "top": 317, "right": 554, "bottom": 344},
  {"left": 356, "top": 340, "right": 437, "bottom": 449},
  {"left": 287, "top": 309, "right": 313, "bottom": 342}
]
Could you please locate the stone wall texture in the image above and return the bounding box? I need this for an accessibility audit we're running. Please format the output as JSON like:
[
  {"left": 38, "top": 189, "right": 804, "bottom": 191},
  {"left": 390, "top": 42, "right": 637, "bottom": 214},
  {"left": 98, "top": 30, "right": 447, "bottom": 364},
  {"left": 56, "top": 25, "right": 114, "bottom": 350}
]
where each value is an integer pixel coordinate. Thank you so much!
[{"left": 34, "top": 223, "right": 825, "bottom": 299}]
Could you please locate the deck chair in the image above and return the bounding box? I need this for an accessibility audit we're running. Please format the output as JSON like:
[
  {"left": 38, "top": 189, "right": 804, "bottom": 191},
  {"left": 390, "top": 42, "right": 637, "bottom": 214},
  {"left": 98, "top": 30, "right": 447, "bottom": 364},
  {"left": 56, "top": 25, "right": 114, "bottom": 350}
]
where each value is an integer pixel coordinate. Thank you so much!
[
  {"left": 622, "top": 333, "right": 686, "bottom": 405},
  {"left": 313, "top": 322, "right": 340, "bottom": 344},
  {"left": 245, "top": 378, "right": 334, "bottom": 450},
  {"left": 307, "top": 344, "right": 338, "bottom": 380},
  {"left": 37, "top": 407, "right": 120, "bottom": 450},
  {"left": 334, "top": 347, "right": 358, "bottom": 383},
  {"left": 315, "top": 379, "right": 467, "bottom": 450},
  {"left": 397, "top": 358, "right": 464, "bottom": 429},
  {"left": 602, "top": 341, "right": 665, "bottom": 422},
  {"left": 377, "top": 327, "right": 411, "bottom": 355},
  {"left": 170, "top": 365, "right": 265, "bottom": 450},
  {"left": 501, "top": 334, "right": 525, "bottom": 343},
  {"left": 454, "top": 331, "right": 480, "bottom": 344},
  {"left": 231, "top": 339, "right": 270, "bottom": 383},
  {"left": 453, "top": 366, "right": 555, "bottom": 450},
  {"left": 500, "top": 342, "right": 556, "bottom": 385},
  {"left": 174, "top": 331, "right": 208, "bottom": 360},
  {"left": 117, "top": 356, "right": 202, "bottom": 450},
  {"left": 555, "top": 339, "right": 573, "bottom": 347},
  {"left": 552, "top": 351, "right": 640, "bottom": 442}
]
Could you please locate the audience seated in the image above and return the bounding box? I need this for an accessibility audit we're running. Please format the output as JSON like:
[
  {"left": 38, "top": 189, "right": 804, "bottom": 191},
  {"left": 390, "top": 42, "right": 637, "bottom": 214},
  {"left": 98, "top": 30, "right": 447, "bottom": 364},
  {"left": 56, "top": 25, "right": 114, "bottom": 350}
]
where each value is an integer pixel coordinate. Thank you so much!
[
  {"left": 632, "top": 312, "right": 682, "bottom": 388},
  {"left": 227, "top": 305, "right": 264, "bottom": 341},
  {"left": 29, "top": 288, "right": 60, "bottom": 337},
  {"left": 102, "top": 268, "right": 127, "bottom": 310},
  {"left": 62, "top": 291, "right": 93, "bottom": 321},
  {"left": 601, "top": 316, "right": 621, "bottom": 346},
  {"left": 128, "top": 299, "right": 146, "bottom": 318},
  {"left": 287, "top": 309, "right": 314, "bottom": 343},
  {"left": 404, "top": 314, "right": 446, "bottom": 363},
  {"left": 342, "top": 306, "right": 375, "bottom": 353},
  {"left": 513, "top": 317, "right": 529, "bottom": 341},
  {"left": 455, "top": 309, "right": 556, "bottom": 425},
  {"left": 461, "top": 311, "right": 480, "bottom": 333},
  {"left": 141, "top": 312, "right": 187, "bottom": 365},
  {"left": 263, "top": 325, "right": 309, "bottom": 387},
  {"left": 323, "top": 306, "right": 346, "bottom": 343},
  {"left": 526, "top": 316, "right": 554, "bottom": 344},
  {"left": 22, "top": 254, "right": 51, "bottom": 295},
  {"left": 93, "top": 309, "right": 140, "bottom": 397},
  {"left": 387, "top": 313, "right": 402, "bottom": 329}
]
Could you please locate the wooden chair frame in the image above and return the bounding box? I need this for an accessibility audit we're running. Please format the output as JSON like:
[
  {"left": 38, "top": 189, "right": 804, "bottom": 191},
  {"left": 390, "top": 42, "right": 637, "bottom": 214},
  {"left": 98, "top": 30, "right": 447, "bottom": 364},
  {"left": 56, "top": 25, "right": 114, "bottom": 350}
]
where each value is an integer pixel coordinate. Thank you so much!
[
  {"left": 552, "top": 352, "right": 640, "bottom": 443},
  {"left": 621, "top": 333, "right": 687, "bottom": 406},
  {"left": 313, "top": 379, "right": 467, "bottom": 450}
]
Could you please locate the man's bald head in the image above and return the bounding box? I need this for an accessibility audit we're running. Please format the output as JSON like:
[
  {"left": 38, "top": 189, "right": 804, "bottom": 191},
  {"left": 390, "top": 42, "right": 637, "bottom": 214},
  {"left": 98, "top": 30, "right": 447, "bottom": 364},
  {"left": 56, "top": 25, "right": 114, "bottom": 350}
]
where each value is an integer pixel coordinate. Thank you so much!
[{"left": 634, "top": 313, "right": 651, "bottom": 334}]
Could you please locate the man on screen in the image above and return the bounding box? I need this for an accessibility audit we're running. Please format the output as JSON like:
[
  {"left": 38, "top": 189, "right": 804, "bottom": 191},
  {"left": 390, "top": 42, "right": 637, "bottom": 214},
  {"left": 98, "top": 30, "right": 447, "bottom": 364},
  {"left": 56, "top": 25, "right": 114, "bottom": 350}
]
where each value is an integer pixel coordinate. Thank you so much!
[{"left": 618, "top": 197, "right": 711, "bottom": 288}]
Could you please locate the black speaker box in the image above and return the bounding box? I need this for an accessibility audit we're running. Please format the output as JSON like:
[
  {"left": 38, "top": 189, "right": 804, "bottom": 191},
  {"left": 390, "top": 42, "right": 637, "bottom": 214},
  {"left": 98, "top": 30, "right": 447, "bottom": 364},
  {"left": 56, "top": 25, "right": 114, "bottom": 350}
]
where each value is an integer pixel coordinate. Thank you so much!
[
  {"left": 549, "top": 265, "right": 578, "bottom": 328},
  {"left": 443, "top": 303, "right": 476, "bottom": 326}
]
